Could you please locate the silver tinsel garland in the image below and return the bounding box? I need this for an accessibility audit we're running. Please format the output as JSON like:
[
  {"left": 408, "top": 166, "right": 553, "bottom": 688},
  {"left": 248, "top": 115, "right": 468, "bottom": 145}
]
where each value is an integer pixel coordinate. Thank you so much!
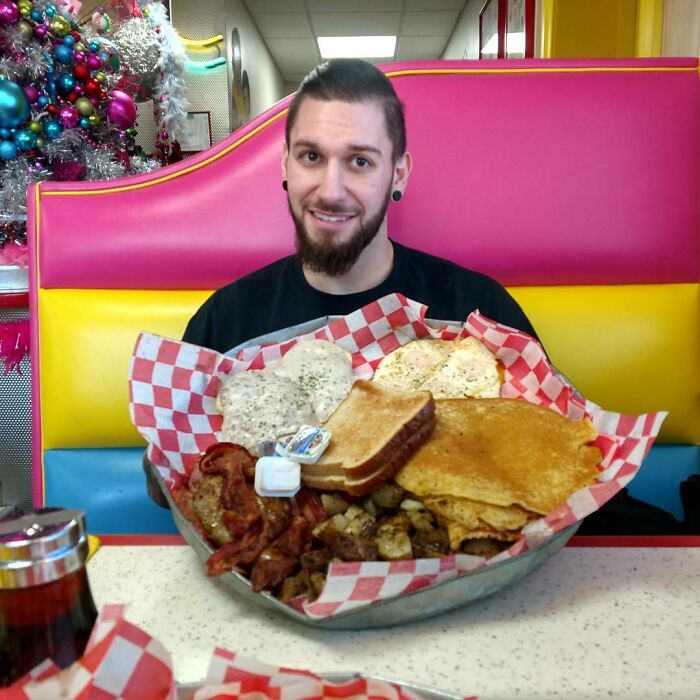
[
  {"left": 144, "top": 0, "right": 188, "bottom": 140},
  {"left": 0, "top": 158, "right": 51, "bottom": 215}
]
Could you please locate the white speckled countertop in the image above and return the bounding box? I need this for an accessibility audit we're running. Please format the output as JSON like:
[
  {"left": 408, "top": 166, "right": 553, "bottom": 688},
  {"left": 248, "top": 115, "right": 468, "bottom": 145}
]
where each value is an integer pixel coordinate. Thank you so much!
[{"left": 87, "top": 543, "right": 700, "bottom": 699}]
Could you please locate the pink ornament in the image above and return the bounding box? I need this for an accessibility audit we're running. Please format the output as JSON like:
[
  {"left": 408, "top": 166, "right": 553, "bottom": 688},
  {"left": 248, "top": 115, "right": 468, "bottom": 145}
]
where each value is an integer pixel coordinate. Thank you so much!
[
  {"left": 87, "top": 55, "right": 100, "bottom": 69},
  {"left": 34, "top": 24, "right": 47, "bottom": 38},
  {"left": 105, "top": 89, "right": 136, "bottom": 130},
  {"left": 74, "top": 51, "right": 85, "bottom": 63},
  {"left": 0, "top": 1, "right": 19, "bottom": 24},
  {"left": 23, "top": 85, "right": 39, "bottom": 103},
  {"left": 58, "top": 104, "right": 79, "bottom": 128}
]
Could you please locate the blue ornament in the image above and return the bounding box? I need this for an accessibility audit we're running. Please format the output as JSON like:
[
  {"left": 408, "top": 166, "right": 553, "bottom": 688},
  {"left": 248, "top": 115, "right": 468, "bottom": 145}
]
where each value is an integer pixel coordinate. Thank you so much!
[
  {"left": 0, "top": 140, "right": 17, "bottom": 160},
  {"left": 46, "top": 6, "right": 56, "bottom": 17},
  {"left": 79, "top": 116, "right": 89, "bottom": 129},
  {"left": 99, "top": 52, "right": 109, "bottom": 62},
  {"left": 14, "top": 128, "right": 36, "bottom": 151},
  {"left": 55, "top": 72, "right": 75, "bottom": 95},
  {"left": 54, "top": 44, "right": 73, "bottom": 64},
  {"left": 38, "top": 95, "right": 48, "bottom": 106},
  {"left": 0, "top": 79, "right": 30, "bottom": 129},
  {"left": 43, "top": 119, "right": 62, "bottom": 139},
  {"left": 30, "top": 9, "right": 42, "bottom": 21},
  {"left": 0, "top": 128, "right": 9, "bottom": 139},
  {"left": 63, "top": 35, "right": 74, "bottom": 46},
  {"left": 89, "top": 41, "right": 99, "bottom": 53}
]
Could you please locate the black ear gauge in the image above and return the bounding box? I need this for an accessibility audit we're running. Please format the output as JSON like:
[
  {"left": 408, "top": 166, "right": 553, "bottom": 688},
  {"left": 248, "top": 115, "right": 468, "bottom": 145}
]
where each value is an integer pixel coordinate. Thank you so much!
[
  {"left": 282, "top": 180, "right": 288, "bottom": 191},
  {"left": 392, "top": 190, "right": 402, "bottom": 202}
]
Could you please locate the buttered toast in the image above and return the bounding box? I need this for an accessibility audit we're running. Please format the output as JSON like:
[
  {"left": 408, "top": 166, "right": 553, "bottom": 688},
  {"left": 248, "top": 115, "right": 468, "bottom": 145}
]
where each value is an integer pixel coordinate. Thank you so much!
[{"left": 301, "top": 380, "right": 435, "bottom": 496}]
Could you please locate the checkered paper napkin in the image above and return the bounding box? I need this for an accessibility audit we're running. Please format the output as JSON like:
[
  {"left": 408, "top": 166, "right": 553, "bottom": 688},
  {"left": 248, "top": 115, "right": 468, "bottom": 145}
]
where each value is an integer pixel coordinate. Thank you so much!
[
  {"left": 8, "top": 606, "right": 475, "bottom": 700},
  {"left": 7, "top": 605, "right": 176, "bottom": 699},
  {"left": 188, "top": 648, "right": 476, "bottom": 700},
  {"left": 129, "top": 293, "right": 667, "bottom": 619}
]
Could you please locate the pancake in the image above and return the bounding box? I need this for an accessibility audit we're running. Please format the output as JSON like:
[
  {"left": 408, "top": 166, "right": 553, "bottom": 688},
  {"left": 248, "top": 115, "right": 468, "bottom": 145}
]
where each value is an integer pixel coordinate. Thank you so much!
[
  {"left": 395, "top": 398, "right": 600, "bottom": 516},
  {"left": 423, "top": 495, "right": 534, "bottom": 531}
]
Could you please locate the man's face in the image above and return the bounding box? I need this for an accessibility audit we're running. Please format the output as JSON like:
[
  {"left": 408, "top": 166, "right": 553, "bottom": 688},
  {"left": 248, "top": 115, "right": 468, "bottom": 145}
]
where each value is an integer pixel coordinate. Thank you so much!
[{"left": 283, "top": 98, "right": 403, "bottom": 277}]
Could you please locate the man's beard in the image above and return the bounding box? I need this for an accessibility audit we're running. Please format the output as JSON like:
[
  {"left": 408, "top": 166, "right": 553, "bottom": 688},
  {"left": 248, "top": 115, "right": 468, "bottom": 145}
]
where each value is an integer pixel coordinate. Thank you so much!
[{"left": 290, "top": 187, "right": 391, "bottom": 278}]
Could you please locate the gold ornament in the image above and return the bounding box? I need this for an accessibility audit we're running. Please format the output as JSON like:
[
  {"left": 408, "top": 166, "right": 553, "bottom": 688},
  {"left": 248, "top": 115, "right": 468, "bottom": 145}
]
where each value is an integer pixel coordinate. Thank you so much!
[
  {"left": 49, "top": 16, "right": 70, "bottom": 36},
  {"left": 88, "top": 114, "right": 101, "bottom": 126},
  {"left": 28, "top": 121, "right": 40, "bottom": 133},
  {"left": 94, "top": 71, "right": 105, "bottom": 83},
  {"left": 75, "top": 97, "right": 94, "bottom": 116}
]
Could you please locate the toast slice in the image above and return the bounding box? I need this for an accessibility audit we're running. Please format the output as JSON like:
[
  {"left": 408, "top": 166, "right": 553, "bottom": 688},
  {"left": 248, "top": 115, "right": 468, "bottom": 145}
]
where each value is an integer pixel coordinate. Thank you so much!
[{"left": 301, "top": 380, "right": 435, "bottom": 496}]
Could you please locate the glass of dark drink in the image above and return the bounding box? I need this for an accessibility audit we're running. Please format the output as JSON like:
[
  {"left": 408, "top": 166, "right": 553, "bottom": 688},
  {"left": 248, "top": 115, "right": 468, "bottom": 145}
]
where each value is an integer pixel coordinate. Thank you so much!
[{"left": 0, "top": 508, "right": 98, "bottom": 686}]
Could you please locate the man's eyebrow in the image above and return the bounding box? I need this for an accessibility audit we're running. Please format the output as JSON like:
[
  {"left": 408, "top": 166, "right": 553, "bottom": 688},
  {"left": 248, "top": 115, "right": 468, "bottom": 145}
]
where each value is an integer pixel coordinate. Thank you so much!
[{"left": 291, "top": 139, "right": 383, "bottom": 156}]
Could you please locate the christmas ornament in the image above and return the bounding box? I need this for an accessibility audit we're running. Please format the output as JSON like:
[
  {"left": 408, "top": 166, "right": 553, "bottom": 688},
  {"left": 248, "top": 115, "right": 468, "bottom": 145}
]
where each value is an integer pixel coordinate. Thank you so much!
[
  {"left": 49, "top": 15, "right": 70, "bottom": 37},
  {"left": 0, "top": 80, "right": 30, "bottom": 129},
  {"left": 0, "top": 140, "right": 17, "bottom": 159},
  {"left": 14, "top": 128, "right": 36, "bottom": 151},
  {"left": 74, "top": 96, "right": 93, "bottom": 116},
  {"left": 17, "top": 20, "right": 32, "bottom": 39},
  {"left": 105, "top": 89, "right": 136, "bottom": 129},
  {"left": 110, "top": 16, "right": 160, "bottom": 100},
  {"left": 54, "top": 44, "right": 73, "bottom": 64},
  {"left": 43, "top": 119, "right": 62, "bottom": 139},
  {"left": 0, "top": 1, "right": 19, "bottom": 24},
  {"left": 58, "top": 104, "right": 79, "bottom": 128}
]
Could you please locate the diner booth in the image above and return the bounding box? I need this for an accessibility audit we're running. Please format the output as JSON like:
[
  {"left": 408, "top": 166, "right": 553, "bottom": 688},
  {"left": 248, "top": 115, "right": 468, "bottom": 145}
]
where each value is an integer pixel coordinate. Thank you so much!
[
  {"left": 21, "top": 57, "right": 700, "bottom": 696},
  {"left": 28, "top": 57, "right": 699, "bottom": 532}
]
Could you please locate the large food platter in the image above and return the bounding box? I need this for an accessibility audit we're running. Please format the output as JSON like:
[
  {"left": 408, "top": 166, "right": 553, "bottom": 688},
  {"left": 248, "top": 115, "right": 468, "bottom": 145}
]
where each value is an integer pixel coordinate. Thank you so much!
[{"left": 154, "top": 316, "right": 580, "bottom": 630}]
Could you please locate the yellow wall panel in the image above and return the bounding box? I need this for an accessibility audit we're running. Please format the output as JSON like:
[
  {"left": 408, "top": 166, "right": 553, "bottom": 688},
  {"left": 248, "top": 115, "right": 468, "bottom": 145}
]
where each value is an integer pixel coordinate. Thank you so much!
[
  {"left": 550, "top": 0, "right": 637, "bottom": 58},
  {"left": 39, "top": 289, "right": 211, "bottom": 449},
  {"left": 510, "top": 284, "right": 699, "bottom": 444}
]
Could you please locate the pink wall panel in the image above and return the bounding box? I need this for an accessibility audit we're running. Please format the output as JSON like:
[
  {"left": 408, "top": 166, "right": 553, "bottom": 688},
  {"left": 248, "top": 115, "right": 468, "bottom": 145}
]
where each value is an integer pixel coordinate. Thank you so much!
[{"left": 32, "top": 58, "right": 699, "bottom": 290}]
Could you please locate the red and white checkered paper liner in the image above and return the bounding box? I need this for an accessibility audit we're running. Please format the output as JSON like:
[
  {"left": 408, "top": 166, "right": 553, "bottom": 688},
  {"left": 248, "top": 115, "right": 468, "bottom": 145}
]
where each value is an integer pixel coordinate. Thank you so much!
[
  {"left": 9, "top": 606, "right": 473, "bottom": 700},
  {"left": 190, "top": 648, "right": 475, "bottom": 700},
  {"left": 8, "top": 605, "right": 176, "bottom": 699},
  {"left": 128, "top": 293, "right": 666, "bottom": 619}
]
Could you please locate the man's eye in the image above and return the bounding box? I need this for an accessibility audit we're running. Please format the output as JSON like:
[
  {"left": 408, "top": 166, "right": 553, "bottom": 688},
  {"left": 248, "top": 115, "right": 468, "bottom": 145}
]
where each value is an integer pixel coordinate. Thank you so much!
[
  {"left": 302, "top": 152, "right": 318, "bottom": 162},
  {"left": 354, "top": 156, "right": 369, "bottom": 167}
]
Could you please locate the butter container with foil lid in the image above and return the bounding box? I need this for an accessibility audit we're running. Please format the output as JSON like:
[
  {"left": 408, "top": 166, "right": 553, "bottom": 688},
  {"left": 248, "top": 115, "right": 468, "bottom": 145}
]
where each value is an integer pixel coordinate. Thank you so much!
[{"left": 276, "top": 425, "right": 331, "bottom": 464}]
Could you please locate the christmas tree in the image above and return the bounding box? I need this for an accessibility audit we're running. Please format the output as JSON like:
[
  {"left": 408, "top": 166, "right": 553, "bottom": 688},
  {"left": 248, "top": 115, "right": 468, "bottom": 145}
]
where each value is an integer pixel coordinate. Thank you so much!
[{"left": 0, "top": 0, "right": 186, "bottom": 268}]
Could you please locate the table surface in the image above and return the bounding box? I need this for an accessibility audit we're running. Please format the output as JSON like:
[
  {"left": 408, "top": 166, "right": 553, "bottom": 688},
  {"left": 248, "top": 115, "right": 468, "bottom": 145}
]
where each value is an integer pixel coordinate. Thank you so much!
[{"left": 87, "top": 536, "right": 700, "bottom": 700}]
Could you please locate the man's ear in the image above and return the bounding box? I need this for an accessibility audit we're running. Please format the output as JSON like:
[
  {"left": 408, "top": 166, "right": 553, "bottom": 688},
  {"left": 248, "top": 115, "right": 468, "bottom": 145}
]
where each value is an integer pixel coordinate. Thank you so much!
[
  {"left": 281, "top": 141, "right": 289, "bottom": 181},
  {"left": 393, "top": 151, "right": 412, "bottom": 192}
]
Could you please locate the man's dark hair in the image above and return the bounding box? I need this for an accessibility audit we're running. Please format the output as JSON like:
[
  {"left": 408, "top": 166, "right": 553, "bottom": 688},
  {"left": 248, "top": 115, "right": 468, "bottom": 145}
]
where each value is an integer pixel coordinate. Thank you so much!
[{"left": 285, "top": 59, "right": 406, "bottom": 162}]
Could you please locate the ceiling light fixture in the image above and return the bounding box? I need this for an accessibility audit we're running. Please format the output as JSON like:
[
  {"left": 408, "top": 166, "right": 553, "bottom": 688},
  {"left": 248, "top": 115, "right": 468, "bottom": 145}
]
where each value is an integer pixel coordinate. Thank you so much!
[{"left": 317, "top": 36, "right": 396, "bottom": 59}]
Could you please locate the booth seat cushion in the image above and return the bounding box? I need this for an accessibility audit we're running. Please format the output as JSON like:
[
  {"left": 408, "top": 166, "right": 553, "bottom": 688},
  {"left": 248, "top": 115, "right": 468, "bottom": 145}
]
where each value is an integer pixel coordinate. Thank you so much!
[
  {"left": 38, "top": 283, "right": 699, "bottom": 448},
  {"left": 41, "top": 446, "right": 697, "bottom": 533},
  {"left": 43, "top": 448, "right": 178, "bottom": 534},
  {"left": 39, "top": 289, "right": 209, "bottom": 448},
  {"left": 626, "top": 445, "right": 699, "bottom": 522}
]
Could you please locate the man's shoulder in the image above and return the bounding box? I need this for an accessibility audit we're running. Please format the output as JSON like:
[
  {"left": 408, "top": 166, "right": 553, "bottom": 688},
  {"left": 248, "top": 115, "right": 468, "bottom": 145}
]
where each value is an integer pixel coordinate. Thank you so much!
[
  {"left": 208, "top": 255, "right": 294, "bottom": 301},
  {"left": 398, "top": 243, "right": 502, "bottom": 288}
]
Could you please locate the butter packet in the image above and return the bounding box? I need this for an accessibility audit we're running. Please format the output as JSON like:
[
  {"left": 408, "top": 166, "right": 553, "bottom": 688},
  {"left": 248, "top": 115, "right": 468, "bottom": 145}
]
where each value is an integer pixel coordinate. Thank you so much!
[{"left": 276, "top": 425, "right": 331, "bottom": 465}]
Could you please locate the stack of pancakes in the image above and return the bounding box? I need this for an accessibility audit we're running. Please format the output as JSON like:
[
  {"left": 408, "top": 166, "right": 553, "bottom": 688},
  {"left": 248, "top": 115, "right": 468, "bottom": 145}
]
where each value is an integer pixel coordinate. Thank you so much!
[{"left": 395, "top": 398, "right": 601, "bottom": 549}]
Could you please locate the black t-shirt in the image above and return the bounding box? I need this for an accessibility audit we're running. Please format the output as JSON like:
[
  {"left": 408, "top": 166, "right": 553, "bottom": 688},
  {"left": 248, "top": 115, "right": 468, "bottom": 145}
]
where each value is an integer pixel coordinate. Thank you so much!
[
  {"left": 174, "top": 241, "right": 686, "bottom": 535},
  {"left": 183, "top": 241, "right": 537, "bottom": 352}
]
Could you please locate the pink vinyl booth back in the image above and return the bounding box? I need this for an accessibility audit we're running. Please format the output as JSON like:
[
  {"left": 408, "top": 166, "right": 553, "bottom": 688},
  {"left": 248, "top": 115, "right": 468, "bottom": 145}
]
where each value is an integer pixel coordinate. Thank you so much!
[{"left": 28, "top": 58, "right": 699, "bottom": 534}]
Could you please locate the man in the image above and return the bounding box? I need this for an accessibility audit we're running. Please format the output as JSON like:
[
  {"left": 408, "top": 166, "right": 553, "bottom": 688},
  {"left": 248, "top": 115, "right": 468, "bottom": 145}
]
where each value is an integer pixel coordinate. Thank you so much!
[
  {"left": 174, "top": 59, "right": 684, "bottom": 535},
  {"left": 182, "top": 59, "right": 536, "bottom": 353}
]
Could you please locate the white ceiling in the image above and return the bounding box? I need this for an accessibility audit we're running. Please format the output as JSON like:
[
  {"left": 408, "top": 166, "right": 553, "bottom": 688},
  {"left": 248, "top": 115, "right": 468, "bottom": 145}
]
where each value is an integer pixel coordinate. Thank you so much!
[{"left": 243, "top": 0, "right": 468, "bottom": 84}]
